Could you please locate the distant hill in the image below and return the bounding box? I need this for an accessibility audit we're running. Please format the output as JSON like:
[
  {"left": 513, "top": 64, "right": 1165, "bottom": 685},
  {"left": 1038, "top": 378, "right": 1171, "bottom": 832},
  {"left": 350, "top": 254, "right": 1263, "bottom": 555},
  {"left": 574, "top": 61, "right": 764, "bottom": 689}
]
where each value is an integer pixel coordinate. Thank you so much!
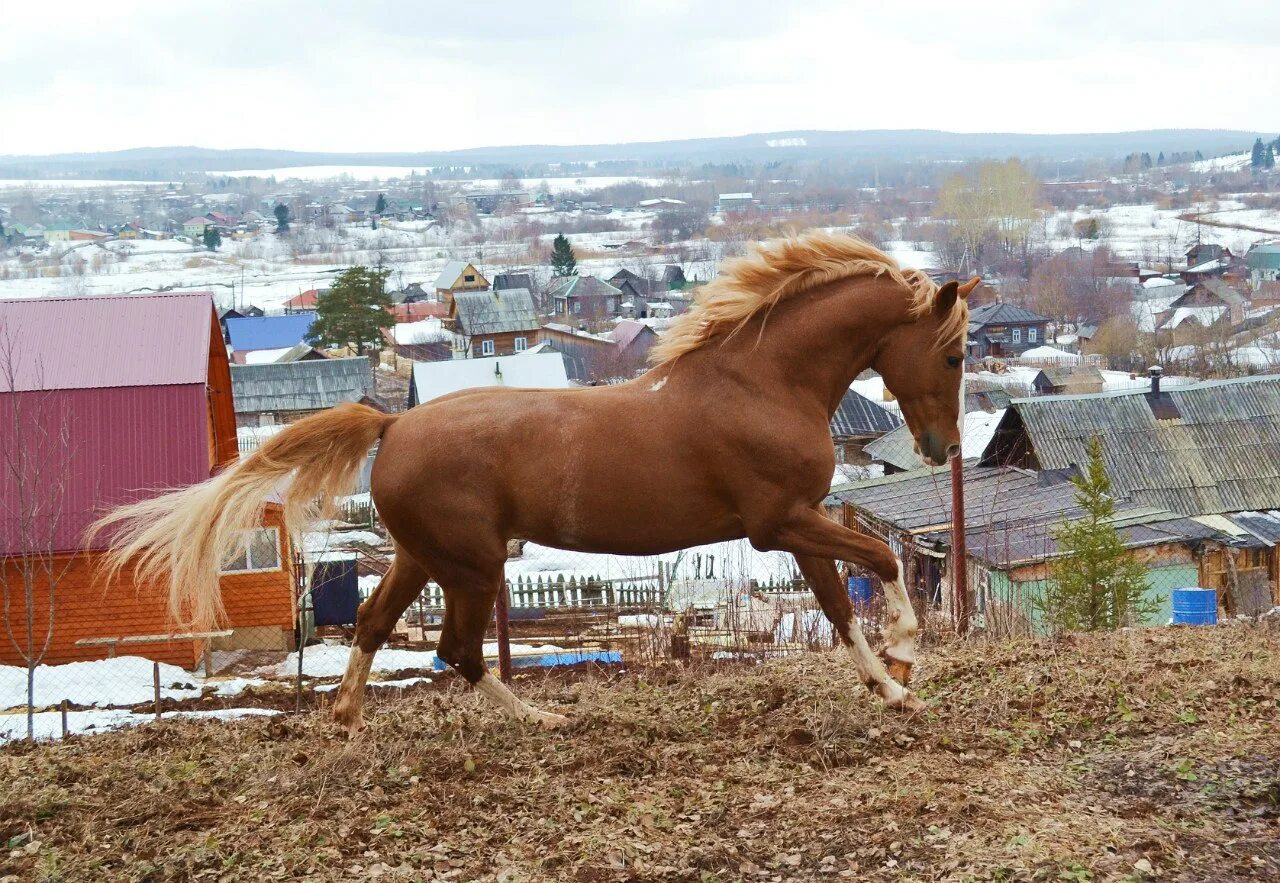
[{"left": 0, "top": 129, "right": 1269, "bottom": 179}]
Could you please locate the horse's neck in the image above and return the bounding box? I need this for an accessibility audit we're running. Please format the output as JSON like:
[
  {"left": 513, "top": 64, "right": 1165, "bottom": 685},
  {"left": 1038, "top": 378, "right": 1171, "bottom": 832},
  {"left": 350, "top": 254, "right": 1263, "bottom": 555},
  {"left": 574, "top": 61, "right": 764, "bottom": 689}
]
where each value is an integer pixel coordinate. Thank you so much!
[{"left": 699, "top": 278, "right": 907, "bottom": 415}]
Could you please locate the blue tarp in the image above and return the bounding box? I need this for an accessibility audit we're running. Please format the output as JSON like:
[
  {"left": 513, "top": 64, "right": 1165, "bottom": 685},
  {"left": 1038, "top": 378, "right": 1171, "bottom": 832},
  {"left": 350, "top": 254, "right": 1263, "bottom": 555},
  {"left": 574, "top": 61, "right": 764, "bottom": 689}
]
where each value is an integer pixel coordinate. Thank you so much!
[
  {"left": 226, "top": 312, "right": 317, "bottom": 352},
  {"left": 432, "top": 649, "right": 622, "bottom": 672}
]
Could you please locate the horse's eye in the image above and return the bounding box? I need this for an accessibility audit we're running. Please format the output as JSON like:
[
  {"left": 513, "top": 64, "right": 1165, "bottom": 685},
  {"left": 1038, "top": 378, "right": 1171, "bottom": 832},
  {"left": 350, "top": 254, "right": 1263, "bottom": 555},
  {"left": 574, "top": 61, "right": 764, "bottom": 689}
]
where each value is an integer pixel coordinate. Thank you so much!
[{"left": 946, "top": 356, "right": 962, "bottom": 368}]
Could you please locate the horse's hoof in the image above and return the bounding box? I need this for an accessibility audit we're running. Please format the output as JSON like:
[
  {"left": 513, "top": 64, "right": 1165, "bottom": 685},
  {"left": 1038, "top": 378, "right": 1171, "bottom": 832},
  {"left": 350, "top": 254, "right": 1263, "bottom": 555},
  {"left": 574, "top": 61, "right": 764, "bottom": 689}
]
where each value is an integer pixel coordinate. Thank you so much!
[
  {"left": 332, "top": 706, "right": 365, "bottom": 738},
  {"left": 895, "top": 692, "right": 928, "bottom": 716},
  {"left": 534, "top": 711, "right": 570, "bottom": 730},
  {"left": 880, "top": 648, "right": 914, "bottom": 686}
]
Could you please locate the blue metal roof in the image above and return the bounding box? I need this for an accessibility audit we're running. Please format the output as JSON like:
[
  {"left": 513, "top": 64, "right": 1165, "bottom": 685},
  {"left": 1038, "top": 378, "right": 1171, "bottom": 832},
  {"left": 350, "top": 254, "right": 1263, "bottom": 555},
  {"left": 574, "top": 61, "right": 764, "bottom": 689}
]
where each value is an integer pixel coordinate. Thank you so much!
[{"left": 226, "top": 312, "right": 318, "bottom": 352}]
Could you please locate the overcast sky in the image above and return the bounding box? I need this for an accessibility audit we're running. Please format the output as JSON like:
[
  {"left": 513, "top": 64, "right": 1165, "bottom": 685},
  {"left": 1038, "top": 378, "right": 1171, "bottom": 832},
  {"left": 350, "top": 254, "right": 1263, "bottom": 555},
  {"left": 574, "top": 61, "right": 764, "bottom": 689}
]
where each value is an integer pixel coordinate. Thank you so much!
[{"left": 4, "top": 0, "right": 1278, "bottom": 156}]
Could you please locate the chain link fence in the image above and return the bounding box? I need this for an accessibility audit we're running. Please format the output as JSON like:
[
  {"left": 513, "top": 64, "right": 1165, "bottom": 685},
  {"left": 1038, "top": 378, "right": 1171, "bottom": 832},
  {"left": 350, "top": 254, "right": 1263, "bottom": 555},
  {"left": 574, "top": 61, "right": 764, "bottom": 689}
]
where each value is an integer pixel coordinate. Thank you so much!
[{"left": 3, "top": 490, "right": 1272, "bottom": 744}]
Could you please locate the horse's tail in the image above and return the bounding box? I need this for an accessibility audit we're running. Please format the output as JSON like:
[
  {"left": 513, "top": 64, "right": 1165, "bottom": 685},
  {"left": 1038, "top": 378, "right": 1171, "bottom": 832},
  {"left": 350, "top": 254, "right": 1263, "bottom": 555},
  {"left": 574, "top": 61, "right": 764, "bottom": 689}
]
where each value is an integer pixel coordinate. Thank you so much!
[{"left": 90, "top": 402, "right": 393, "bottom": 630}]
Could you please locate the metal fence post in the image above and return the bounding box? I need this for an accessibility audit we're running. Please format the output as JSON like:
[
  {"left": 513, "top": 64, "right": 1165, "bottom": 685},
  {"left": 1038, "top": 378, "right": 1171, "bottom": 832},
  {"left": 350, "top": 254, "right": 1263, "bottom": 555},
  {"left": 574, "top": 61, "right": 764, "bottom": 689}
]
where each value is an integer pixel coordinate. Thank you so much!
[{"left": 495, "top": 581, "right": 512, "bottom": 683}]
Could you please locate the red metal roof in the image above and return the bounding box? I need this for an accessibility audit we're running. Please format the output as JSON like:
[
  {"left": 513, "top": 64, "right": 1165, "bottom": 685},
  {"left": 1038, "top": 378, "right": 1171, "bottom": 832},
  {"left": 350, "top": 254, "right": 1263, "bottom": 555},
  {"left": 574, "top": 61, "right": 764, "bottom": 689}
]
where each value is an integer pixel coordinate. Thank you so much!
[
  {"left": 0, "top": 292, "right": 219, "bottom": 555},
  {"left": 0, "top": 292, "right": 213, "bottom": 391}
]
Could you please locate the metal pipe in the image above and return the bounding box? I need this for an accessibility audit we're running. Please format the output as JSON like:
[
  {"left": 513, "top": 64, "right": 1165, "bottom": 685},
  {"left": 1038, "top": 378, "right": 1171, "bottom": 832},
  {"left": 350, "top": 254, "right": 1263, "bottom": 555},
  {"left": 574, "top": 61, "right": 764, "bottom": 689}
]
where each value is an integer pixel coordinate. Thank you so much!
[
  {"left": 951, "top": 450, "right": 969, "bottom": 635},
  {"left": 494, "top": 582, "right": 513, "bottom": 683}
]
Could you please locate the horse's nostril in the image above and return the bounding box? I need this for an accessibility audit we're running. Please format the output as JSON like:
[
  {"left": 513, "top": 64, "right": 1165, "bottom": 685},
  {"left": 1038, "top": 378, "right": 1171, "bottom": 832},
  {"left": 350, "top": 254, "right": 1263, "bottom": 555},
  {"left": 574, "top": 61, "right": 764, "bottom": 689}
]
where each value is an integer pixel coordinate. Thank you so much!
[{"left": 946, "top": 444, "right": 960, "bottom": 460}]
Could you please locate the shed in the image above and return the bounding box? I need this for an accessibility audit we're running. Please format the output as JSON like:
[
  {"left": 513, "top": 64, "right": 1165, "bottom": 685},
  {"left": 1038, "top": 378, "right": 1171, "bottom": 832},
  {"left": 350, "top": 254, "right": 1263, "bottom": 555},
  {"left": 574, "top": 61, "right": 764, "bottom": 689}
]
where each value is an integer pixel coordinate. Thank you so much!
[
  {"left": 1031, "top": 365, "right": 1105, "bottom": 395},
  {"left": 230, "top": 357, "right": 375, "bottom": 426},
  {"left": 0, "top": 292, "right": 296, "bottom": 667},
  {"left": 829, "top": 389, "right": 901, "bottom": 464}
]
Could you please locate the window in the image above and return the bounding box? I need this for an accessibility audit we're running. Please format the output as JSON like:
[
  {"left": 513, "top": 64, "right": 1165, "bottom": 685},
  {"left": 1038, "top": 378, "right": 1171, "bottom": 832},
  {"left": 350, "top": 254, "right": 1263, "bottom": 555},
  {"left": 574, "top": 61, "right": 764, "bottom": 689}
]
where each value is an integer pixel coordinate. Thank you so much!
[
  {"left": 514, "top": 337, "right": 527, "bottom": 352},
  {"left": 221, "top": 528, "right": 281, "bottom": 573},
  {"left": 572, "top": 301, "right": 581, "bottom": 315},
  {"left": 1028, "top": 327, "right": 1038, "bottom": 343},
  {"left": 606, "top": 297, "right": 617, "bottom": 313},
  {"left": 1012, "top": 327, "right": 1022, "bottom": 343},
  {"left": 464, "top": 274, "right": 475, "bottom": 282},
  {"left": 481, "top": 339, "right": 496, "bottom": 356}
]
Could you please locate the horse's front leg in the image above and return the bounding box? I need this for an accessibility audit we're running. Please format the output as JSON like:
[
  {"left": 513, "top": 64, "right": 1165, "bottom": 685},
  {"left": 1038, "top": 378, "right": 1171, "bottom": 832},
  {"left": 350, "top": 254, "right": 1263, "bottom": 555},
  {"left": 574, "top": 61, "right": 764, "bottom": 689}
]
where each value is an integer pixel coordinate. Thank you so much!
[
  {"left": 792, "top": 553, "right": 925, "bottom": 714},
  {"left": 764, "top": 507, "right": 923, "bottom": 707}
]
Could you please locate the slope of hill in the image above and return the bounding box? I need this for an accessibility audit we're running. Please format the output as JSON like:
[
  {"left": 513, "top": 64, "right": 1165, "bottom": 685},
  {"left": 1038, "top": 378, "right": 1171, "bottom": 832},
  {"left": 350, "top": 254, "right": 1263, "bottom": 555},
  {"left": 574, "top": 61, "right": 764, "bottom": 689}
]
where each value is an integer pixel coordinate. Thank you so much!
[{"left": 1, "top": 623, "right": 1276, "bottom": 880}]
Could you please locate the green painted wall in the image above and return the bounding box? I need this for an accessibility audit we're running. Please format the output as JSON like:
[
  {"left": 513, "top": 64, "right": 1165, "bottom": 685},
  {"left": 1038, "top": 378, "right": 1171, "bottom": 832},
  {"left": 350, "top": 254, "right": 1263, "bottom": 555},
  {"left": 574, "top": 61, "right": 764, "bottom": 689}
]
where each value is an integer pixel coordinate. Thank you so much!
[{"left": 987, "top": 563, "right": 1197, "bottom": 634}]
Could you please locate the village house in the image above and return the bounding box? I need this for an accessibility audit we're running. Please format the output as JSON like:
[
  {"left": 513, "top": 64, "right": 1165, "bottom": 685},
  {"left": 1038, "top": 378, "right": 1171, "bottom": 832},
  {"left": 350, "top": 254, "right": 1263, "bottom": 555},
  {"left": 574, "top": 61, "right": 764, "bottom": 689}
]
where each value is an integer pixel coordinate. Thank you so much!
[
  {"left": 829, "top": 389, "right": 902, "bottom": 465},
  {"left": 225, "top": 312, "right": 318, "bottom": 364},
  {"left": 492, "top": 273, "right": 534, "bottom": 293},
  {"left": 182, "top": 216, "right": 211, "bottom": 239},
  {"left": 1245, "top": 243, "right": 1280, "bottom": 287},
  {"left": 434, "top": 260, "right": 490, "bottom": 304},
  {"left": 406, "top": 350, "right": 571, "bottom": 407},
  {"left": 449, "top": 287, "right": 540, "bottom": 357},
  {"left": 966, "top": 302, "right": 1051, "bottom": 359},
  {"left": 862, "top": 408, "right": 1006, "bottom": 475},
  {"left": 0, "top": 292, "right": 297, "bottom": 668},
  {"left": 549, "top": 275, "right": 626, "bottom": 327},
  {"left": 230, "top": 357, "right": 377, "bottom": 427},
  {"left": 1161, "top": 278, "right": 1249, "bottom": 328},
  {"left": 536, "top": 319, "right": 658, "bottom": 383},
  {"left": 283, "top": 288, "right": 325, "bottom": 313},
  {"left": 980, "top": 370, "right": 1280, "bottom": 615}
]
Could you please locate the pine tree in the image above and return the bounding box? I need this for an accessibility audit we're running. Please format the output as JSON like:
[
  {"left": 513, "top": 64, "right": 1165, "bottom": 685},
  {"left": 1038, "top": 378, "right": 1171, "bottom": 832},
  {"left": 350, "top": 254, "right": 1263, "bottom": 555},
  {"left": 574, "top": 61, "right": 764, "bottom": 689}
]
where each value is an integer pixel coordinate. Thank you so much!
[
  {"left": 203, "top": 226, "right": 222, "bottom": 250},
  {"left": 306, "top": 265, "right": 393, "bottom": 355},
  {"left": 1266, "top": 146, "right": 1276, "bottom": 170},
  {"left": 1251, "top": 138, "right": 1266, "bottom": 169},
  {"left": 375, "top": 193, "right": 387, "bottom": 215},
  {"left": 274, "top": 202, "right": 290, "bottom": 232},
  {"left": 550, "top": 233, "right": 578, "bottom": 277},
  {"left": 1195, "top": 150, "right": 1204, "bottom": 161},
  {"left": 1157, "top": 151, "right": 1165, "bottom": 166},
  {"left": 1034, "top": 436, "right": 1162, "bottom": 633}
]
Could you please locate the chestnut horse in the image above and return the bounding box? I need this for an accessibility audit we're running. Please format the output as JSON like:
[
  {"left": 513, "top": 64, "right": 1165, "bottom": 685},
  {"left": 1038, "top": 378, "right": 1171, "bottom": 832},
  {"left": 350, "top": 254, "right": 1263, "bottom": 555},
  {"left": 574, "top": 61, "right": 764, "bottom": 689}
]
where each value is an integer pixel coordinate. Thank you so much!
[{"left": 95, "top": 231, "right": 973, "bottom": 734}]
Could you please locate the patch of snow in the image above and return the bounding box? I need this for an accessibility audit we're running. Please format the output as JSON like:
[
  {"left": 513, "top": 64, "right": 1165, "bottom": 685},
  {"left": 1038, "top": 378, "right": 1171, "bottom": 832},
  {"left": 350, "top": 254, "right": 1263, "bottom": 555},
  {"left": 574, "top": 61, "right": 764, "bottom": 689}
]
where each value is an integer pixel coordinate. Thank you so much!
[{"left": 0, "top": 706, "right": 281, "bottom": 744}]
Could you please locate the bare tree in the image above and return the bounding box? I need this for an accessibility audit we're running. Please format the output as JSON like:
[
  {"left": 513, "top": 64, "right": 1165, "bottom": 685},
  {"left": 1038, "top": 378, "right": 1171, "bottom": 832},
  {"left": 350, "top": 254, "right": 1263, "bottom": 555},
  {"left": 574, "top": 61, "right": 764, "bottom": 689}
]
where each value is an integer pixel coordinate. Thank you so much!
[{"left": 0, "top": 322, "right": 80, "bottom": 740}]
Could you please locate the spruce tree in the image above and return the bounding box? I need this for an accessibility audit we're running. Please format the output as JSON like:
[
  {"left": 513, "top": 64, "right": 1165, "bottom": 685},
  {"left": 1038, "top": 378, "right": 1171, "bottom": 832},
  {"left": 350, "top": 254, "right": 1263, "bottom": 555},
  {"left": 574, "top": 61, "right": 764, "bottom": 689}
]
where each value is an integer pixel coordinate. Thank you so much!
[
  {"left": 1267, "top": 146, "right": 1276, "bottom": 170},
  {"left": 551, "top": 233, "right": 578, "bottom": 277},
  {"left": 1035, "top": 436, "right": 1161, "bottom": 633},
  {"left": 274, "top": 203, "right": 291, "bottom": 232},
  {"left": 1157, "top": 151, "right": 1165, "bottom": 166},
  {"left": 375, "top": 193, "right": 387, "bottom": 215},
  {"left": 305, "top": 265, "right": 393, "bottom": 355},
  {"left": 1251, "top": 138, "right": 1266, "bottom": 169},
  {"left": 203, "top": 226, "right": 222, "bottom": 250}
]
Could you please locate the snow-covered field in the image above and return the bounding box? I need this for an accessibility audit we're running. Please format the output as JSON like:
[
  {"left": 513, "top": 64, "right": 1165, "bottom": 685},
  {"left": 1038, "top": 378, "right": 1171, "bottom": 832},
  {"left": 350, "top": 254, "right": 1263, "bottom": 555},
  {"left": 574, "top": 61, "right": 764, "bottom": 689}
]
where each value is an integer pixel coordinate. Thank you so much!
[
  {"left": 0, "top": 178, "right": 169, "bottom": 190},
  {"left": 0, "top": 706, "right": 280, "bottom": 743},
  {"left": 220, "top": 167, "right": 671, "bottom": 193}
]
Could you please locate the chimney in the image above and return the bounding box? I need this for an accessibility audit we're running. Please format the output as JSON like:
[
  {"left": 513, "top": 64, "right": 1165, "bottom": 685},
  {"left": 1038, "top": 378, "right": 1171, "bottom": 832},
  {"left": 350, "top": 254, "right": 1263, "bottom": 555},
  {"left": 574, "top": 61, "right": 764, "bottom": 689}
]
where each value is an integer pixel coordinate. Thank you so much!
[{"left": 1149, "top": 365, "right": 1162, "bottom": 396}]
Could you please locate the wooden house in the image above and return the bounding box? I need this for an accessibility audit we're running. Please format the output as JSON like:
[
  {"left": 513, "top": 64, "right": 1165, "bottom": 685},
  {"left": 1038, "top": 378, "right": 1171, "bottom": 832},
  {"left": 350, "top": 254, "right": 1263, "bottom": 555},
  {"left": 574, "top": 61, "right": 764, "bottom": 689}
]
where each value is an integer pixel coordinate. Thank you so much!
[
  {"left": 966, "top": 302, "right": 1050, "bottom": 359},
  {"left": 549, "top": 275, "right": 626, "bottom": 327},
  {"left": 449, "top": 288, "right": 540, "bottom": 357},
  {"left": 0, "top": 292, "right": 296, "bottom": 668},
  {"left": 433, "top": 261, "right": 489, "bottom": 304},
  {"left": 828, "top": 389, "right": 902, "bottom": 464},
  {"left": 536, "top": 320, "right": 657, "bottom": 383}
]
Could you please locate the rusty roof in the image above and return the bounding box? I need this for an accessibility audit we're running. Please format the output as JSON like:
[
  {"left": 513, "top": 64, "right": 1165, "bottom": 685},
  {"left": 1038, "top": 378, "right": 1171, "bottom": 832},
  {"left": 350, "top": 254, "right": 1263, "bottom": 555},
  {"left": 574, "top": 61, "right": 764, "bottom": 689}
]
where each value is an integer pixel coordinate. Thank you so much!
[{"left": 0, "top": 292, "right": 214, "bottom": 391}]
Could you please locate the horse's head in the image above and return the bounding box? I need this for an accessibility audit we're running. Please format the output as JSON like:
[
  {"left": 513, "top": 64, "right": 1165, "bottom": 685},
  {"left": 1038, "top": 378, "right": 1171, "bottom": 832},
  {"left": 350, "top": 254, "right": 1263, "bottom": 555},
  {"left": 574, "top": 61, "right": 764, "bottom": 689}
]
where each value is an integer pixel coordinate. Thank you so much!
[{"left": 874, "top": 277, "right": 977, "bottom": 466}]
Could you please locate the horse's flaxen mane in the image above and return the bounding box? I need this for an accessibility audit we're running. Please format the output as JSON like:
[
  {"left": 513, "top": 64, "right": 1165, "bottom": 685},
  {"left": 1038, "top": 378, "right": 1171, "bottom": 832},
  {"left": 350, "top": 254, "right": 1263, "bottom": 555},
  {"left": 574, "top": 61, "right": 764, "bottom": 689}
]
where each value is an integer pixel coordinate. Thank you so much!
[{"left": 649, "top": 230, "right": 966, "bottom": 365}]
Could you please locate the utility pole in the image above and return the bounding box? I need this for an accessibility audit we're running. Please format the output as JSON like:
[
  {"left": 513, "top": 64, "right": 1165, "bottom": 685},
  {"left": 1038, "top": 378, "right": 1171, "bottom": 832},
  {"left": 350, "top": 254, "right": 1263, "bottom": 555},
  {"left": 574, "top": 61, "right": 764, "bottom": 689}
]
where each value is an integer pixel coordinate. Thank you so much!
[{"left": 950, "top": 450, "right": 969, "bottom": 635}]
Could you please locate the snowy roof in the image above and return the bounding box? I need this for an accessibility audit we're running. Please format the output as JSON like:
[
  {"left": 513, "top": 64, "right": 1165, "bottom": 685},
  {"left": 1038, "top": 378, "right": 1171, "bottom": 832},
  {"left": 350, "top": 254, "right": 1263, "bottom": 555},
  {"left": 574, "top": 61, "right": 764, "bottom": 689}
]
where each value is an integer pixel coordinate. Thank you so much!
[
  {"left": 863, "top": 409, "right": 1005, "bottom": 472},
  {"left": 434, "top": 260, "right": 482, "bottom": 290},
  {"left": 1020, "top": 345, "right": 1080, "bottom": 361},
  {"left": 409, "top": 351, "right": 571, "bottom": 405},
  {"left": 719, "top": 192, "right": 753, "bottom": 200}
]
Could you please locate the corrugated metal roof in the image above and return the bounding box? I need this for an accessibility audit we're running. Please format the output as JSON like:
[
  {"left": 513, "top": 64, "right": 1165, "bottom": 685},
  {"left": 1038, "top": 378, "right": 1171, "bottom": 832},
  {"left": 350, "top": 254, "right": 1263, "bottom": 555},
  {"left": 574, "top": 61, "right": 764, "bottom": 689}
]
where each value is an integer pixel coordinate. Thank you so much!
[
  {"left": 0, "top": 292, "right": 213, "bottom": 391},
  {"left": 968, "top": 302, "right": 1050, "bottom": 326},
  {"left": 828, "top": 465, "right": 1234, "bottom": 567},
  {"left": 231, "top": 357, "right": 373, "bottom": 414},
  {"left": 864, "top": 409, "right": 1006, "bottom": 472},
  {"left": 829, "top": 389, "right": 901, "bottom": 438},
  {"left": 434, "top": 260, "right": 474, "bottom": 289},
  {"left": 982, "top": 374, "right": 1280, "bottom": 515},
  {"left": 1228, "top": 510, "right": 1280, "bottom": 545},
  {"left": 226, "top": 312, "right": 317, "bottom": 352},
  {"left": 452, "top": 288, "right": 539, "bottom": 336}
]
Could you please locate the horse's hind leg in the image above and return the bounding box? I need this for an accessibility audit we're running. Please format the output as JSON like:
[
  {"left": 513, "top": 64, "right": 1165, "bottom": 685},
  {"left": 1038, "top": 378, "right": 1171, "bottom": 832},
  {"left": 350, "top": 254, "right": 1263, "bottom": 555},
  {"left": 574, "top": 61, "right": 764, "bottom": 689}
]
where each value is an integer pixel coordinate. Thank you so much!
[
  {"left": 435, "top": 561, "right": 568, "bottom": 729},
  {"left": 332, "top": 549, "right": 429, "bottom": 736}
]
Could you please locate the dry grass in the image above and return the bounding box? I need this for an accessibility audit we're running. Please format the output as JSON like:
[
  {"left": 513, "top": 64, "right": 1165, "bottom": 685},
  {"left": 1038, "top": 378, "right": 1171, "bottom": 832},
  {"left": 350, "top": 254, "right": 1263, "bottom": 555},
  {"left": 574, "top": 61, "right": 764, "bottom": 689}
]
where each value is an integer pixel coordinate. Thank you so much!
[{"left": 2, "top": 624, "right": 1277, "bottom": 882}]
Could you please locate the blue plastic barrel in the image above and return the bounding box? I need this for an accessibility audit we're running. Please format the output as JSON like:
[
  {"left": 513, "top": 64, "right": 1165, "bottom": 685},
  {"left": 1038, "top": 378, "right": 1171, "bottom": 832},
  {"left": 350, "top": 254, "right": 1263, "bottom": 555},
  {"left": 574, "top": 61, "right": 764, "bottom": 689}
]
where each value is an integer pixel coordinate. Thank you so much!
[
  {"left": 848, "top": 577, "right": 873, "bottom": 605},
  {"left": 1171, "top": 588, "right": 1218, "bottom": 625}
]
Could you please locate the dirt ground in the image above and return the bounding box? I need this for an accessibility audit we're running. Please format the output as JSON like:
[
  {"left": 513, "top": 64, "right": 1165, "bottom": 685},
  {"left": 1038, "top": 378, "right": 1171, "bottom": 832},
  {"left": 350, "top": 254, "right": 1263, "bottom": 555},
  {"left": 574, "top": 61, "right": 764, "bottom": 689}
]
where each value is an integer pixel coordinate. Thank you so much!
[{"left": 1, "top": 624, "right": 1277, "bottom": 882}]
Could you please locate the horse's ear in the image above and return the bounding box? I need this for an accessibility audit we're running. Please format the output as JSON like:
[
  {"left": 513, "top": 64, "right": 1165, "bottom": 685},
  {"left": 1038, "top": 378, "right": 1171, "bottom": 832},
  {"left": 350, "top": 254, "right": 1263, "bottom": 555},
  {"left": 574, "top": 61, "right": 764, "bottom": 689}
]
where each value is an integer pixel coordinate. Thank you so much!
[
  {"left": 934, "top": 281, "right": 959, "bottom": 314},
  {"left": 958, "top": 276, "right": 981, "bottom": 299}
]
